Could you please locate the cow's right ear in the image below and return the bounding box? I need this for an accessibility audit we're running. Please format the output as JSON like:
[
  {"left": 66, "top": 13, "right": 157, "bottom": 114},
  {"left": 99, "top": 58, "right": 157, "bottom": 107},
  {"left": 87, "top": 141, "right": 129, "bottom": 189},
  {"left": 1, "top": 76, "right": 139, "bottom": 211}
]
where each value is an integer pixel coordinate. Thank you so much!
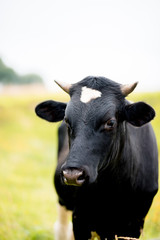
[{"left": 35, "top": 100, "right": 66, "bottom": 122}]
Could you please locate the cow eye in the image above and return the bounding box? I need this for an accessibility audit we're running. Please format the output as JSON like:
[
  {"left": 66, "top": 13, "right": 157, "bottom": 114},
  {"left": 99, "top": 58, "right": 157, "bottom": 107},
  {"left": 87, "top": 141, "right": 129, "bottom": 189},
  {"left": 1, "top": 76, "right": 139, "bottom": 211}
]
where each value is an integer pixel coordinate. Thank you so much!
[{"left": 104, "top": 118, "right": 117, "bottom": 131}]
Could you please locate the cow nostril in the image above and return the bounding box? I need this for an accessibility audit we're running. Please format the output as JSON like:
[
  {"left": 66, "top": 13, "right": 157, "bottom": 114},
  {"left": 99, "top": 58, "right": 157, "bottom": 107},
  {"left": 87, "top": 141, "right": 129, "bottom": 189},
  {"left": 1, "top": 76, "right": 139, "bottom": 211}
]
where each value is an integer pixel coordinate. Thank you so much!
[
  {"left": 77, "top": 173, "right": 84, "bottom": 181},
  {"left": 76, "top": 172, "right": 85, "bottom": 185},
  {"left": 63, "top": 176, "right": 68, "bottom": 185},
  {"left": 62, "top": 168, "right": 86, "bottom": 186}
]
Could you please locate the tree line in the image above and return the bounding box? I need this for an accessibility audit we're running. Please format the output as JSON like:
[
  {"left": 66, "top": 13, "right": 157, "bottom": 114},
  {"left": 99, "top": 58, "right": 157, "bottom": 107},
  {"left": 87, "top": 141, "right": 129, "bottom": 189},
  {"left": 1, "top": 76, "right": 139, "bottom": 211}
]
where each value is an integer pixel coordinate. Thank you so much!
[{"left": 0, "top": 58, "right": 43, "bottom": 85}]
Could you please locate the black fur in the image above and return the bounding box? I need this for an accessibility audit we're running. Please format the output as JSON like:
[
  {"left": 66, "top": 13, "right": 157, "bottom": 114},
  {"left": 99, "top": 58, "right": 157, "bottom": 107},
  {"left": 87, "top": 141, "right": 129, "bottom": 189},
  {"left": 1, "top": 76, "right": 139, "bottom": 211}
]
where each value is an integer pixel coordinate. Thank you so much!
[
  {"left": 35, "top": 76, "right": 158, "bottom": 240},
  {"left": 35, "top": 100, "right": 66, "bottom": 122}
]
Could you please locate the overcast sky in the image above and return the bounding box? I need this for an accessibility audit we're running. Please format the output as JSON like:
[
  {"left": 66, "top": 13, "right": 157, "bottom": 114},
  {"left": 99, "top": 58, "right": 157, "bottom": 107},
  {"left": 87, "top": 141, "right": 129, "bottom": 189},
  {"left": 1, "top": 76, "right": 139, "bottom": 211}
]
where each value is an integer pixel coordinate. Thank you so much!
[{"left": 0, "top": 0, "right": 160, "bottom": 92}]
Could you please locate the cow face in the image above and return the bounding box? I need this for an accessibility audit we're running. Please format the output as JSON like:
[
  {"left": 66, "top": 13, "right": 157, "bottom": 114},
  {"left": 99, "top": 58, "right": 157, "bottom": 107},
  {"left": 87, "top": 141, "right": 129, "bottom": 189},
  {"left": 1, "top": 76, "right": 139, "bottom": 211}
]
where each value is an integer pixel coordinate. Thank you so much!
[{"left": 35, "top": 76, "right": 155, "bottom": 186}]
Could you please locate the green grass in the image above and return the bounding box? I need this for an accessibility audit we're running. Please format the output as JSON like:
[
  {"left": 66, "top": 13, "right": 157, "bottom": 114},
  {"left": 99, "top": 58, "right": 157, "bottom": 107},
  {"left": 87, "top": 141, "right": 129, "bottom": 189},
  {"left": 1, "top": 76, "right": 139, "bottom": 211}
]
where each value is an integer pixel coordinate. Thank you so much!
[
  {"left": 0, "top": 91, "right": 160, "bottom": 240},
  {"left": 0, "top": 94, "right": 59, "bottom": 240}
]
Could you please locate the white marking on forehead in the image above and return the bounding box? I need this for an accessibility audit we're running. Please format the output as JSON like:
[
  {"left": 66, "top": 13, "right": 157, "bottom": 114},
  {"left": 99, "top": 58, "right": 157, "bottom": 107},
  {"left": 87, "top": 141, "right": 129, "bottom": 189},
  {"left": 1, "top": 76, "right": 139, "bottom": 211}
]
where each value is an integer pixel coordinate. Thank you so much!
[{"left": 80, "top": 86, "right": 102, "bottom": 103}]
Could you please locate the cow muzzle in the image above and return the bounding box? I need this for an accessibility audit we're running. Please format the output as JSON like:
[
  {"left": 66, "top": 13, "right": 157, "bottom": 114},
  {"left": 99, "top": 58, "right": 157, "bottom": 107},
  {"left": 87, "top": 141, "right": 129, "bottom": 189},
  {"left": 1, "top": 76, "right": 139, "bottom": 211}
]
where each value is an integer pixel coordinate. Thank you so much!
[{"left": 62, "top": 168, "right": 88, "bottom": 187}]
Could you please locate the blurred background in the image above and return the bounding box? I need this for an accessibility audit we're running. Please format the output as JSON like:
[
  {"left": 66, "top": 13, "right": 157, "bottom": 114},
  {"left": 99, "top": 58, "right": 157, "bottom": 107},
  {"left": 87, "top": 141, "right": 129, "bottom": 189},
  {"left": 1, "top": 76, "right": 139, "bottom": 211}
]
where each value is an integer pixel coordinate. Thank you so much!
[{"left": 0, "top": 0, "right": 160, "bottom": 239}]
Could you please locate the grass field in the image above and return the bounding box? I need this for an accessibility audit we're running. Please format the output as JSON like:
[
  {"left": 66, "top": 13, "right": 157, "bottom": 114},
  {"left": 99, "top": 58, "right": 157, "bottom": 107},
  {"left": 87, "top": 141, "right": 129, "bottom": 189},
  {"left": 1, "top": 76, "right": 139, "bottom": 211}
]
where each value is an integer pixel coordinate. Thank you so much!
[{"left": 0, "top": 89, "right": 160, "bottom": 240}]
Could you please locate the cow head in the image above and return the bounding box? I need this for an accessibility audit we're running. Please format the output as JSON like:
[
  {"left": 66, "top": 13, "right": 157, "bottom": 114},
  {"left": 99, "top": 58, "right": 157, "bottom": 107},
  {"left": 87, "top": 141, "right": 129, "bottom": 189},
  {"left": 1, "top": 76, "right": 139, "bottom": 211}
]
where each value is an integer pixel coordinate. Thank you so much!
[{"left": 35, "top": 76, "right": 155, "bottom": 186}]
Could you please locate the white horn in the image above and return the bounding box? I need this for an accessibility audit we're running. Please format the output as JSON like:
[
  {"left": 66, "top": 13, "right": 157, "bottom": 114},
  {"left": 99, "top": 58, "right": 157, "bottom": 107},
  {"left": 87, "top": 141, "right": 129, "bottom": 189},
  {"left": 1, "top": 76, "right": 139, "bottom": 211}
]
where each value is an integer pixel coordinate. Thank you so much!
[
  {"left": 121, "top": 82, "right": 138, "bottom": 96},
  {"left": 54, "top": 80, "right": 72, "bottom": 94}
]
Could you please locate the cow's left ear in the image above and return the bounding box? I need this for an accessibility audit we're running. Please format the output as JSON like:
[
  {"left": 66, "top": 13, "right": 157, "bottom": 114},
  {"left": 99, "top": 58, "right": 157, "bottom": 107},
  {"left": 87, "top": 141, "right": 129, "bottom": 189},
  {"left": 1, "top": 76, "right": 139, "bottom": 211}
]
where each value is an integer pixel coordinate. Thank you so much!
[
  {"left": 123, "top": 102, "right": 155, "bottom": 127},
  {"left": 35, "top": 100, "right": 66, "bottom": 122}
]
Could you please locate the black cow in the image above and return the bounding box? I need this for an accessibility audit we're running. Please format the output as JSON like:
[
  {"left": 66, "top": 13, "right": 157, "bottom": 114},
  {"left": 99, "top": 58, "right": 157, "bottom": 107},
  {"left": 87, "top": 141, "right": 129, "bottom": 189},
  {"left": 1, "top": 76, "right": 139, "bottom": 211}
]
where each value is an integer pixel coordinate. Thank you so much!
[{"left": 35, "top": 76, "right": 158, "bottom": 240}]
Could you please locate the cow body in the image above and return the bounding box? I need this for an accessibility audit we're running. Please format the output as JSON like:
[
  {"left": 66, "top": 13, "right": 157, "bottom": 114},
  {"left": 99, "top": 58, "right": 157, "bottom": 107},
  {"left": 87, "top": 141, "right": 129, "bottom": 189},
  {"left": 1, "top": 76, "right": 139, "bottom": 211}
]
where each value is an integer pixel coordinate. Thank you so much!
[
  {"left": 35, "top": 76, "right": 158, "bottom": 240},
  {"left": 55, "top": 119, "right": 157, "bottom": 239}
]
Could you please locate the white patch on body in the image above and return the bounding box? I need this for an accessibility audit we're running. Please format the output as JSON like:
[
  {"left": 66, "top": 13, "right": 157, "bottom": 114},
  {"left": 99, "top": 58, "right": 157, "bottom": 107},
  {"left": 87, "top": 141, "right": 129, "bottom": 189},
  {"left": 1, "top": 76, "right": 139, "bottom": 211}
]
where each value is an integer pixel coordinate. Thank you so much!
[
  {"left": 80, "top": 86, "right": 102, "bottom": 103},
  {"left": 54, "top": 204, "right": 74, "bottom": 240}
]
